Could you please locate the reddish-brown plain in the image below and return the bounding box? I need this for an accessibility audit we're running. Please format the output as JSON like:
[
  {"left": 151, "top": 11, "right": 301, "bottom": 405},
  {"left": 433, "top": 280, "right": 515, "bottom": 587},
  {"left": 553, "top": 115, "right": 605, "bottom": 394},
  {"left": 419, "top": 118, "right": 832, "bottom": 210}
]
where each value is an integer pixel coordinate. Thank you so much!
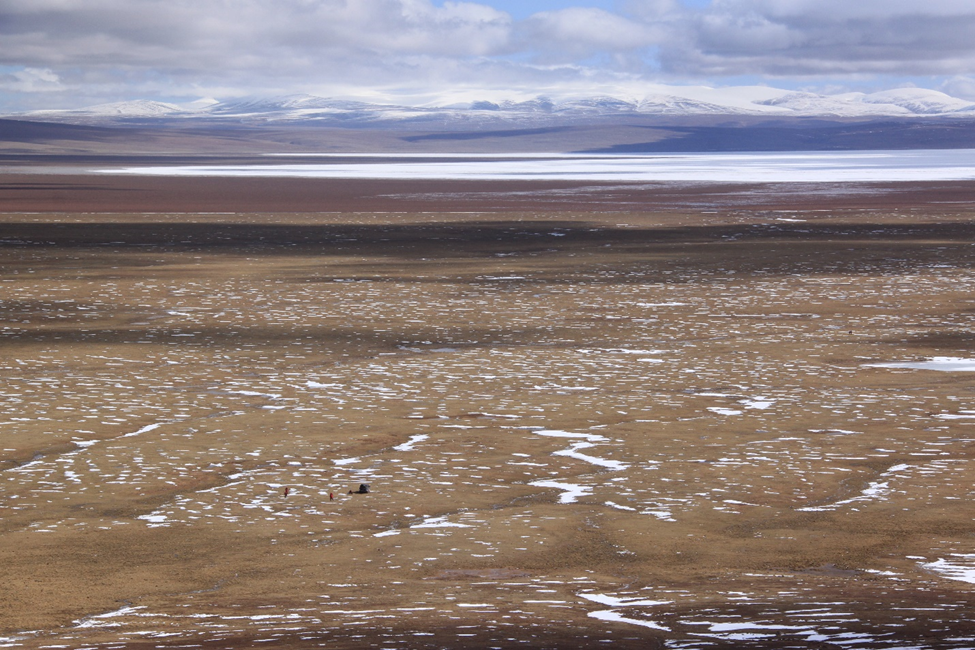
[{"left": 1, "top": 169, "right": 975, "bottom": 649}]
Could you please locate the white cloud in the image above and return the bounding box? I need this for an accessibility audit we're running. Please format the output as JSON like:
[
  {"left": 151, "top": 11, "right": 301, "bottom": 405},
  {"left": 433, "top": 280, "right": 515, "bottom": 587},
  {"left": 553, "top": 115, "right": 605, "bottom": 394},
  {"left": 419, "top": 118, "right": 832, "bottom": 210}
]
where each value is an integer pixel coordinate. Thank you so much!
[
  {"left": 521, "top": 8, "right": 661, "bottom": 58},
  {"left": 695, "top": 10, "right": 795, "bottom": 52},
  {"left": 0, "top": 0, "right": 514, "bottom": 66},
  {"left": 672, "top": 0, "right": 975, "bottom": 76},
  {"left": 0, "top": 67, "right": 63, "bottom": 92},
  {"left": 730, "top": 0, "right": 975, "bottom": 20},
  {"left": 620, "top": 0, "right": 680, "bottom": 20},
  {"left": 941, "top": 75, "right": 975, "bottom": 100},
  {"left": 1, "top": 0, "right": 975, "bottom": 108}
]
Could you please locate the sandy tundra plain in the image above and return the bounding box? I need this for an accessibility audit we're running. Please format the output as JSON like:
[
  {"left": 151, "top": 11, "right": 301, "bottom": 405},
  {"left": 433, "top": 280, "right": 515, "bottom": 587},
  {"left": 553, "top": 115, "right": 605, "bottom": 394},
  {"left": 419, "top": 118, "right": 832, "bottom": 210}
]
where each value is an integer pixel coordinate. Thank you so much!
[{"left": 1, "top": 175, "right": 975, "bottom": 649}]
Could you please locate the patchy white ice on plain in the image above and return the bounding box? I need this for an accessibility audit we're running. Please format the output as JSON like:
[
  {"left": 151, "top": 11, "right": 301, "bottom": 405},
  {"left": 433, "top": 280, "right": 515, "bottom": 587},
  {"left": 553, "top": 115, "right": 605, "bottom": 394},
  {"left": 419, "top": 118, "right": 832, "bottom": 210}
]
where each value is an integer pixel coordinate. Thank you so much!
[
  {"left": 120, "top": 422, "right": 165, "bottom": 439},
  {"left": 101, "top": 149, "right": 975, "bottom": 183},
  {"left": 740, "top": 398, "right": 775, "bottom": 410},
  {"left": 306, "top": 381, "right": 343, "bottom": 390},
  {"left": 708, "top": 407, "right": 743, "bottom": 416},
  {"left": 7, "top": 229, "right": 975, "bottom": 648},
  {"left": 136, "top": 513, "right": 169, "bottom": 527},
  {"left": 393, "top": 434, "right": 429, "bottom": 452},
  {"left": 225, "top": 389, "right": 282, "bottom": 400},
  {"left": 588, "top": 610, "right": 671, "bottom": 631},
  {"left": 74, "top": 606, "right": 146, "bottom": 629},
  {"left": 553, "top": 442, "right": 630, "bottom": 470},
  {"left": 528, "top": 480, "right": 592, "bottom": 504},
  {"left": 410, "top": 515, "right": 472, "bottom": 529},
  {"left": 797, "top": 464, "right": 912, "bottom": 512},
  {"left": 936, "top": 410, "right": 975, "bottom": 420},
  {"left": 579, "top": 593, "right": 673, "bottom": 607},
  {"left": 579, "top": 348, "right": 668, "bottom": 355},
  {"left": 532, "top": 429, "right": 612, "bottom": 445},
  {"left": 574, "top": 589, "right": 918, "bottom": 645},
  {"left": 920, "top": 554, "right": 975, "bottom": 584},
  {"left": 865, "top": 357, "right": 975, "bottom": 372},
  {"left": 530, "top": 428, "right": 629, "bottom": 496}
]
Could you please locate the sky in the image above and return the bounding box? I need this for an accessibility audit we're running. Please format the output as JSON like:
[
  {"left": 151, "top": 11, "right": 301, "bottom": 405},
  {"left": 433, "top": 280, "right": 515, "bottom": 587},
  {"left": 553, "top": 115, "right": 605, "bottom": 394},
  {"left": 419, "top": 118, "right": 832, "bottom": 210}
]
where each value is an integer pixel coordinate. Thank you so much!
[{"left": 2, "top": 0, "right": 975, "bottom": 111}]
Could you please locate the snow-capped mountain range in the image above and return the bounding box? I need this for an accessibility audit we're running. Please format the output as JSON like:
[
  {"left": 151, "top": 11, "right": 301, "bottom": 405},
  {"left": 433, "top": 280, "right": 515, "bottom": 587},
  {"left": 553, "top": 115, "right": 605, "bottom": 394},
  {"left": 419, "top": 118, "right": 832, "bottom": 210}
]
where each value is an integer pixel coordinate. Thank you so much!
[{"left": 13, "top": 86, "right": 975, "bottom": 127}]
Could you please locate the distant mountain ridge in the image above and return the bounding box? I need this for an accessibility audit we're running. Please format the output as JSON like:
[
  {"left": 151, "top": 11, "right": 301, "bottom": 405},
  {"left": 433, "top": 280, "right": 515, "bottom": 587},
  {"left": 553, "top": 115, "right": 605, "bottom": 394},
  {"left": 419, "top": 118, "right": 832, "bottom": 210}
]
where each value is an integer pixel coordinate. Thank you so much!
[{"left": 11, "top": 86, "right": 975, "bottom": 128}]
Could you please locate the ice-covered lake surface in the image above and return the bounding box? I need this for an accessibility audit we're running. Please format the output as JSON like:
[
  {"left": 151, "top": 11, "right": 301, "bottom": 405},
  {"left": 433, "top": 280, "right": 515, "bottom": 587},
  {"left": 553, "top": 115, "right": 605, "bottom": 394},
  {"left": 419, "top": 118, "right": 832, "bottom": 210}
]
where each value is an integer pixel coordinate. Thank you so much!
[
  {"left": 101, "top": 148, "right": 975, "bottom": 182},
  {"left": 2, "top": 209, "right": 975, "bottom": 649}
]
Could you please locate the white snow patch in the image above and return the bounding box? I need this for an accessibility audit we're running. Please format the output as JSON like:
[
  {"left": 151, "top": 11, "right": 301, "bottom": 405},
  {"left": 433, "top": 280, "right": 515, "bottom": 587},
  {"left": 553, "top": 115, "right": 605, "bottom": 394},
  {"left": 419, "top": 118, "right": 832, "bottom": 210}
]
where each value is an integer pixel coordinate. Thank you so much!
[
  {"left": 553, "top": 442, "right": 629, "bottom": 470},
  {"left": 798, "top": 464, "right": 912, "bottom": 512},
  {"left": 534, "top": 428, "right": 608, "bottom": 443},
  {"left": 411, "top": 516, "right": 472, "bottom": 529},
  {"left": 588, "top": 610, "right": 671, "bottom": 631},
  {"left": 740, "top": 398, "right": 775, "bottom": 410},
  {"left": 866, "top": 357, "right": 975, "bottom": 372},
  {"left": 74, "top": 606, "right": 145, "bottom": 629},
  {"left": 393, "top": 434, "right": 429, "bottom": 452},
  {"left": 306, "top": 381, "right": 344, "bottom": 389},
  {"left": 936, "top": 410, "right": 975, "bottom": 420},
  {"left": 121, "top": 423, "right": 164, "bottom": 438},
  {"left": 530, "top": 480, "right": 591, "bottom": 504},
  {"left": 580, "top": 593, "right": 673, "bottom": 607},
  {"left": 137, "top": 513, "right": 169, "bottom": 527},
  {"left": 920, "top": 554, "right": 975, "bottom": 584},
  {"left": 708, "top": 407, "right": 743, "bottom": 416}
]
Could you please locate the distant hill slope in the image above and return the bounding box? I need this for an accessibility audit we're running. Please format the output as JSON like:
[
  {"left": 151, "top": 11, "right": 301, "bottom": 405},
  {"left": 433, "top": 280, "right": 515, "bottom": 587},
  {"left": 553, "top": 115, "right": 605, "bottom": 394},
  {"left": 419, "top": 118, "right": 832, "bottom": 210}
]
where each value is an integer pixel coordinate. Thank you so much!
[
  {"left": 2, "top": 115, "right": 975, "bottom": 157},
  {"left": 583, "top": 120, "right": 975, "bottom": 153}
]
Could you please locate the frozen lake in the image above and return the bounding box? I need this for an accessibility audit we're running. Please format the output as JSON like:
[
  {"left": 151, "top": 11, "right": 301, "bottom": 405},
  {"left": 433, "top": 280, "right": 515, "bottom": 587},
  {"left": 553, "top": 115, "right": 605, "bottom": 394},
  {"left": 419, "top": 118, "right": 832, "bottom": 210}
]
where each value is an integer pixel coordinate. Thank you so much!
[{"left": 101, "top": 149, "right": 975, "bottom": 182}]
